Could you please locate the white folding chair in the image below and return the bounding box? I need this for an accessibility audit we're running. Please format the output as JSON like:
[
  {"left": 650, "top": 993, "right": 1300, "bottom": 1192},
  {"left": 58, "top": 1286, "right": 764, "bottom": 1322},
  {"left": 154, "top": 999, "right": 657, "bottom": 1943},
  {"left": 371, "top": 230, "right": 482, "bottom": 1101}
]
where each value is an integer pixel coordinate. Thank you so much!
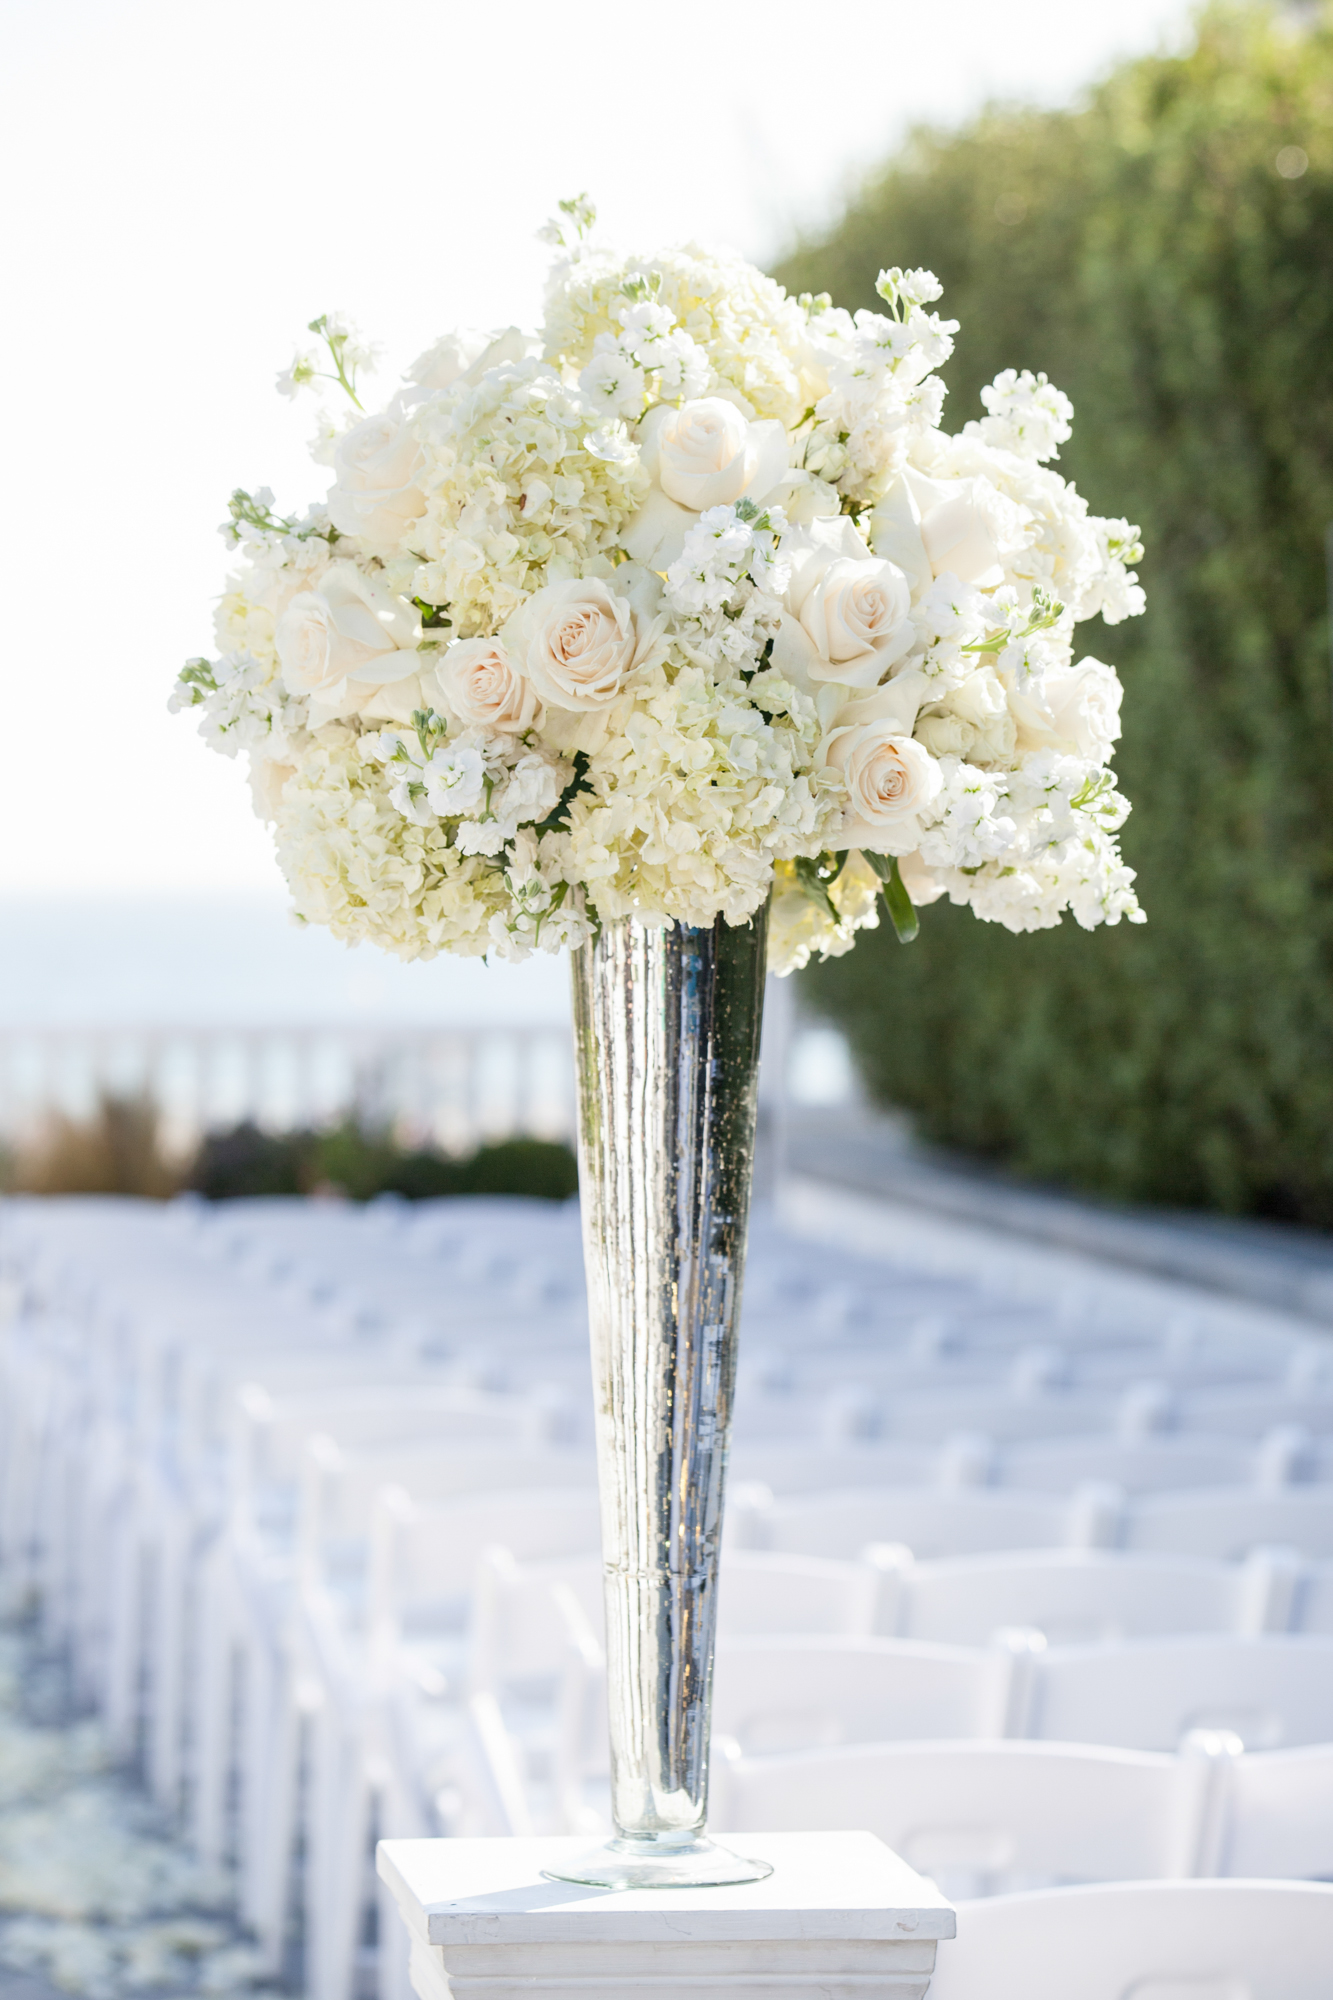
[
  {"left": 1130, "top": 1486, "right": 1333, "bottom": 1560},
  {"left": 875, "top": 1547, "right": 1298, "bottom": 1646},
  {"left": 302, "top": 1485, "right": 602, "bottom": 2000},
  {"left": 709, "top": 1734, "right": 1234, "bottom": 1897},
  {"left": 1189, "top": 1383, "right": 1333, "bottom": 1437},
  {"left": 1005, "top": 1434, "right": 1256, "bottom": 1493},
  {"left": 188, "top": 1385, "right": 559, "bottom": 1878},
  {"left": 927, "top": 1879, "right": 1333, "bottom": 2000},
  {"left": 755, "top": 1487, "right": 1073, "bottom": 1560},
  {"left": 1225, "top": 1742, "right": 1333, "bottom": 1879},
  {"left": 710, "top": 1634, "right": 1021, "bottom": 1754},
  {"left": 727, "top": 1442, "right": 938, "bottom": 1493},
  {"left": 1024, "top": 1634, "right": 1333, "bottom": 1750},
  {"left": 469, "top": 1545, "right": 879, "bottom": 1697}
]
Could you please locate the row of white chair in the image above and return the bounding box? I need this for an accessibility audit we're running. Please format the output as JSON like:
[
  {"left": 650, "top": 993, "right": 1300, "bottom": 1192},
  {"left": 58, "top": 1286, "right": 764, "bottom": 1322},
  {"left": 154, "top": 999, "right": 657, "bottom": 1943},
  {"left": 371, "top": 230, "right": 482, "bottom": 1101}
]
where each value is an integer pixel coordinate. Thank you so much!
[
  {"left": 5, "top": 1189, "right": 1308, "bottom": 1372},
  {"left": 3, "top": 1191, "right": 1326, "bottom": 2000},
  {"left": 467, "top": 1538, "right": 1333, "bottom": 1657},
  {"left": 735, "top": 1475, "right": 1333, "bottom": 1556},
  {"left": 468, "top": 1617, "right": 1333, "bottom": 1837}
]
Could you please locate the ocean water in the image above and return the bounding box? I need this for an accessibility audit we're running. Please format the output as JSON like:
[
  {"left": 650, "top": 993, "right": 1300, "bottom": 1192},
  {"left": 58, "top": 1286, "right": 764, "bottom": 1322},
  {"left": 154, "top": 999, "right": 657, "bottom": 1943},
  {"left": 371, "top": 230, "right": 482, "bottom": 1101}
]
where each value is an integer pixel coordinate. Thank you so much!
[
  {"left": 0, "top": 895, "right": 570, "bottom": 1029},
  {"left": 0, "top": 897, "right": 852, "bottom": 1143}
]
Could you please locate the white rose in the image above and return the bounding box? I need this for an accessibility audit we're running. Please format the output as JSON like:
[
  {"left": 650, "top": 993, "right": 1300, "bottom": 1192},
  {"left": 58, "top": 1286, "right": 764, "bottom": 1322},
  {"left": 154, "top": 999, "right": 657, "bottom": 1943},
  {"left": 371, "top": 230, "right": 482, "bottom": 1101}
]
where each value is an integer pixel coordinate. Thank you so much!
[
  {"left": 817, "top": 671, "right": 941, "bottom": 854},
  {"left": 897, "top": 849, "right": 947, "bottom": 907},
  {"left": 622, "top": 397, "right": 789, "bottom": 569},
  {"left": 650, "top": 399, "right": 786, "bottom": 510},
  {"left": 1045, "top": 658, "right": 1123, "bottom": 762},
  {"left": 1008, "top": 656, "right": 1123, "bottom": 762},
  {"left": 771, "top": 517, "right": 914, "bottom": 691},
  {"left": 506, "top": 571, "right": 663, "bottom": 713},
  {"left": 276, "top": 561, "right": 423, "bottom": 721},
  {"left": 247, "top": 755, "right": 294, "bottom": 825},
  {"left": 911, "top": 710, "right": 973, "bottom": 760},
  {"left": 870, "top": 471, "right": 1029, "bottom": 593},
  {"left": 405, "top": 326, "right": 532, "bottom": 398},
  {"left": 918, "top": 484, "right": 1003, "bottom": 585},
  {"left": 353, "top": 672, "right": 433, "bottom": 726},
  {"left": 915, "top": 667, "right": 1017, "bottom": 766},
  {"left": 326, "top": 413, "right": 425, "bottom": 546},
  {"left": 435, "top": 637, "right": 539, "bottom": 733}
]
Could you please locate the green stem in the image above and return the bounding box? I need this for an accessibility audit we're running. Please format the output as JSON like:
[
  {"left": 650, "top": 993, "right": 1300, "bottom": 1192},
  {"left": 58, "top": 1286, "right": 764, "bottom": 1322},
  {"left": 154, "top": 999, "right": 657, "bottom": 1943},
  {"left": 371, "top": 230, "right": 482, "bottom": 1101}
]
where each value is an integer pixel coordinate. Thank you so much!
[{"left": 862, "top": 851, "right": 920, "bottom": 943}]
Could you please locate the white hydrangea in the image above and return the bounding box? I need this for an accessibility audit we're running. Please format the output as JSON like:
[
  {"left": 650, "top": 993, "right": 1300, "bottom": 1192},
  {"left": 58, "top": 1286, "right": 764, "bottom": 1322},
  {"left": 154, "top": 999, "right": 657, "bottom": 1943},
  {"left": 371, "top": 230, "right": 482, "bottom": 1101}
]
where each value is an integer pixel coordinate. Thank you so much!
[
  {"left": 274, "top": 730, "right": 504, "bottom": 960},
  {"left": 545, "top": 242, "right": 816, "bottom": 429},
  {"left": 173, "top": 204, "right": 1146, "bottom": 970},
  {"left": 411, "top": 359, "right": 646, "bottom": 635},
  {"left": 768, "top": 851, "right": 882, "bottom": 975}
]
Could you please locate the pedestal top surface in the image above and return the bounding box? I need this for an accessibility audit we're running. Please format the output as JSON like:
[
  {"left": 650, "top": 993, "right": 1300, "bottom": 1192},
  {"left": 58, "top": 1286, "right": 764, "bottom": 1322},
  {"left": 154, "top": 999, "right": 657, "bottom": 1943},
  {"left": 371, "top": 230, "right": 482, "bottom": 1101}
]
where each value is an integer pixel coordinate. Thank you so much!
[{"left": 377, "top": 1832, "right": 955, "bottom": 1945}]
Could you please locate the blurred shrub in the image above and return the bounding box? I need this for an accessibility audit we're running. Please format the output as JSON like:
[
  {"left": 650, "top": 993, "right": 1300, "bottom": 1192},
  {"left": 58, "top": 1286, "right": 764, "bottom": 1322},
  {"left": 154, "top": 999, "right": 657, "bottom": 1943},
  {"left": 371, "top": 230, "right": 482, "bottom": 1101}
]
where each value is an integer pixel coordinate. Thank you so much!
[
  {"left": 187, "top": 1120, "right": 578, "bottom": 1202},
  {"left": 777, "top": 3, "right": 1333, "bottom": 1223},
  {"left": 6, "top": 1094, "right": 180, "bottom": 1198},
  {"left": 181, "top": 1122, "right": 310, "bottom": 1201}
]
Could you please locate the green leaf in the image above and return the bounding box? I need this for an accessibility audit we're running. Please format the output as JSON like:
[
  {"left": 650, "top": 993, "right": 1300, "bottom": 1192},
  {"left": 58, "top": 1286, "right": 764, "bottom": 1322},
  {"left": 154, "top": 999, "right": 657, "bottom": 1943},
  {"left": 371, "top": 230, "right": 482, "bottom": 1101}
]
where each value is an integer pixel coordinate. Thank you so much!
[
  {"left": 793, "top": 854, "right": 841, "bottom": 923},
  {"left": 529, "top": 751, "right": 592, "bottom": 840},
  {"left": 861, "top": 851, "right": 920, "bottom": 943}
]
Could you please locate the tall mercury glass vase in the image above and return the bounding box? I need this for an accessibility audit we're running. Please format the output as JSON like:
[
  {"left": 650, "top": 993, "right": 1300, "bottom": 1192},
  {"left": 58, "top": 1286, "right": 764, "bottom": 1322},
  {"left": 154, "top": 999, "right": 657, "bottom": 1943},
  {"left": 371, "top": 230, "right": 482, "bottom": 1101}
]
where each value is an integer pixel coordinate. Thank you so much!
[{"left": 544, "top": 907, "right": 773, "bottom": 1890}]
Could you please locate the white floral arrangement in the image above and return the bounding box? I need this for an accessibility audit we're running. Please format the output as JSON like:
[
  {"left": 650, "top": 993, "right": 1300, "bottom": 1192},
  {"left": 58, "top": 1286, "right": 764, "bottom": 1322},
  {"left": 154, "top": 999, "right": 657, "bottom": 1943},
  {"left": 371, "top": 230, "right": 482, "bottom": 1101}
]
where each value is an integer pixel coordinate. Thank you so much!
[{"left": 171, "top": 196, "right": 1146, "bottom": 973}]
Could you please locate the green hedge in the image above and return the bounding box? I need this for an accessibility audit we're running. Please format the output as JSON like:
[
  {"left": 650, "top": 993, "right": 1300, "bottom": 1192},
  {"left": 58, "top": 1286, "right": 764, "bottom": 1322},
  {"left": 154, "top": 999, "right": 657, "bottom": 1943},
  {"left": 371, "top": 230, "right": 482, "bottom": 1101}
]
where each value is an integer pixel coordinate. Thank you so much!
[
  {"left": 188, "top": 1122, "right": 579, "bottom": 1202},
  {"left": 776, "top": 4, "right": 1333, "bottom": 1224}
]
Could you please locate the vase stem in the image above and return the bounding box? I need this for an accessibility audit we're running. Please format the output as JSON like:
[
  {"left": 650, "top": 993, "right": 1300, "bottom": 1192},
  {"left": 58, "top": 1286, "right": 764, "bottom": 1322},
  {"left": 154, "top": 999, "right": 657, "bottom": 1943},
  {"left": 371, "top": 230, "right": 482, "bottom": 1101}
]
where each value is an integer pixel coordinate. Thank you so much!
[{"left": 552, "top": 908, "right": 770, "bottom": 1888}]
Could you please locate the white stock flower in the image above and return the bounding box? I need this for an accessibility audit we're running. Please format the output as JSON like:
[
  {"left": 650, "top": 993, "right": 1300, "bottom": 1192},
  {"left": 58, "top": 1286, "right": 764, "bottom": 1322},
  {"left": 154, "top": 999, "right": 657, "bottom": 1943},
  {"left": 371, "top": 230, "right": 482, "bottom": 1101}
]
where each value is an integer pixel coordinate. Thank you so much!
[
  {"left": 434, "top": 636, "right": 540, "bottom": 732},
  {"left": 422, "top": 743, "right": 487, "bottom": 817},
  {"left": 1077, "top": 517, "right": 1146, "bottom": 625},
  {"left": 580, "top": 338, "right": 648, "bottom": 421},
  {"left": 614, "top": 300, "right": 709, "bottom": 398},
  {"left": 622, "top": 398, "right": 789, "bottom": 568},
  {"left": 276, "top": 348, "right": 319, "bottom": 399},
  {"left": 499, "top": 751, "right": 565, "bottom": 826},
  {"left": 454, "top": 751, "right": 566, "bottom": 855},
  {"left": 973, "top": 369, "right": 1074, "bottom": 461},
  {"left": 505, "top": 572, "right": 662, "bottom": 712},
  {"left": 876, "top": 267, "right": 944, "bottom": 311},
  {"left": 326, "top": 413, "right": 426, "bottom": 546},
  {"left": 665, "top": 504, "right": 789, "bottom": 623}
]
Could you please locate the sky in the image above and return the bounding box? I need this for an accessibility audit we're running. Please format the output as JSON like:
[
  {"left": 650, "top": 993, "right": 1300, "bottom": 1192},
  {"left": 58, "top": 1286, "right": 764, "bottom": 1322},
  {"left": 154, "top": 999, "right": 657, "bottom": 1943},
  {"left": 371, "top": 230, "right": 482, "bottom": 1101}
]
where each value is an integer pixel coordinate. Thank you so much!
[{"left": 0, "top": 0, "right": 1198, "bottom": 904}]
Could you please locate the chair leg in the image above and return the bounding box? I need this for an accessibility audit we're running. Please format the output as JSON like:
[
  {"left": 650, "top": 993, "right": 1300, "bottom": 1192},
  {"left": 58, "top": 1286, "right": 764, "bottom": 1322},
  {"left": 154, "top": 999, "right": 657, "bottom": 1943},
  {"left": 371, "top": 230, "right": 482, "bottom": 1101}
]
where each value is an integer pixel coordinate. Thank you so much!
[{"left": 305, "top": 1699, "right": 370, "bottom": 2000}]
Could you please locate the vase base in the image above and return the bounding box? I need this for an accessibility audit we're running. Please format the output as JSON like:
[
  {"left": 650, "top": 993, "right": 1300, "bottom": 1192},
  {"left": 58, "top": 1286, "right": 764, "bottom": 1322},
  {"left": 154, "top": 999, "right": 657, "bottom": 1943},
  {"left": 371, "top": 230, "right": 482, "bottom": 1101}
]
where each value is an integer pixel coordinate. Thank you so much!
[{"left": 542, "top": 1833, "right": 774, "bottom": 1891}]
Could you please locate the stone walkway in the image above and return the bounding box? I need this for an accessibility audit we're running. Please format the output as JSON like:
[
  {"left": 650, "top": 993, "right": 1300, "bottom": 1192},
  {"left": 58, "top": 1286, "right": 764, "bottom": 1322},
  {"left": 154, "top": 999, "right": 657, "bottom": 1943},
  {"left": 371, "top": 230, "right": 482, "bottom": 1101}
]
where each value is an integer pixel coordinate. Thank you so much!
[
  {"left": 0, "top": 1612, "right": 279, "bottom": 2000},
  {"left": 783, "top": 1106, "right": 1333, "bottom": 1327}
]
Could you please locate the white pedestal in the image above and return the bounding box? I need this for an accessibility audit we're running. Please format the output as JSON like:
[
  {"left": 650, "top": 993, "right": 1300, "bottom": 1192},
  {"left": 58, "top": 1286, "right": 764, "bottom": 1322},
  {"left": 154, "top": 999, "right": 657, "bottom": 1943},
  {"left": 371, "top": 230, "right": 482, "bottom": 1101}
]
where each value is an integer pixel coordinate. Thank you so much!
[{"left": 377, "top": 1830, "right": 955, "bottom": 1999}]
